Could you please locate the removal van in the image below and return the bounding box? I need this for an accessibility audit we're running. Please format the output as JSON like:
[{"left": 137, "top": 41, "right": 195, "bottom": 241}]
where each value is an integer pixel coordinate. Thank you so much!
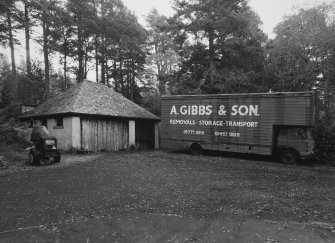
[{"left": 160, "top": 92, "right": 316, "bottom": 164}]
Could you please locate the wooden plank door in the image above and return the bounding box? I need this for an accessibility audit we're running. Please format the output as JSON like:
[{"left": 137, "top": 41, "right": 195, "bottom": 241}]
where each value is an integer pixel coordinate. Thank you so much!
[{"left": 81, "top": 118, "right": 129, "bottom": 152}]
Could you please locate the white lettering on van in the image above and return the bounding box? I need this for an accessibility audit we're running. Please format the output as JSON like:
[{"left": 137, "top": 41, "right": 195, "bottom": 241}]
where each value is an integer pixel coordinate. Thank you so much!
[
  {"left": 231, "top": 105, "right": 259, "bottom": 116},
  {"left": 249, "top": 105, "right": 259, "bottom": 116},
  {"left": 191, "top": 105, "right": 198, "bottom": 115},
  {"left": 170, "top": 105, "right": 178, "bottom": 115},
  {"left": 180, "top": 105, "right": 188, "bottom": 115},
  {"left": 206, "top": 106, "right": 212, "bottom": 115},
  {"left": 170, "top": 104, "right": 259, "bottom": 116},
  {"left": 176, "top": 105, "right": 213, "bottom": 116}
]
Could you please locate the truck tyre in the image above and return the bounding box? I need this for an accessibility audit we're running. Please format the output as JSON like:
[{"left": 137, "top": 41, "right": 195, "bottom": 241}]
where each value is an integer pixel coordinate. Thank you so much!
[
  {"left": 54, "top": 153, "right": 61, "bottom": 163},
  {"left": 279, "top": 149, "right": 299, "bottom": 164},
  {"left": 190, "top": 143, "right": 203, "bottom": 156},
  {"left": 28, "top": 151, "right": 39, "bottom": 166}
]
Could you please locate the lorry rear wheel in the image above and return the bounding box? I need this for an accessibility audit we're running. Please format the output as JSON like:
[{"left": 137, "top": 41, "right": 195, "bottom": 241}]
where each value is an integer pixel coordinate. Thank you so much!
[
  {"left": 54, "top": 156, "right": 61, "bottom": 163},
  {"left": 190, "top": 143, "right": 203, "bottom": 156},
  {"left": 279, "top": 149, "right": 299, "bottom": 164}
]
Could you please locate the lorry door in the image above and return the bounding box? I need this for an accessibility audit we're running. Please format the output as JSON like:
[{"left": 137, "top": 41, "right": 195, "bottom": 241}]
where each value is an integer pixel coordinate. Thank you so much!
[
  {"left": 276, "top": 128, "right": 288, "bottom": 148},
  {"left": 276, "top": 127, "right": 313, "bottom": 154},
  {"left": 286, "top": 128, "right": 305, "bottom": 152}
]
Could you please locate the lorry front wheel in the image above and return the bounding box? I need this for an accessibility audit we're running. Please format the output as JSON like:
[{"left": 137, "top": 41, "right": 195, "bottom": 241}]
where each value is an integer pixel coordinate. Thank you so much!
[
  {"left": 279, "top": 149, "right": 299, "bottom": 164},
  {"left": 190, "top": 143, "right": 203, "bottom": 156},
  {"left": 28, "top": 151, "right": 39, "bottom": 165}
]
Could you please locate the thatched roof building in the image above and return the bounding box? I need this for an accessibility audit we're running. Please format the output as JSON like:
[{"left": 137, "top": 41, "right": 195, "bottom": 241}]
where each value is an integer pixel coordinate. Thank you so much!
[{"left": 21, "top": 80, "right": 160, "bottom": 152}]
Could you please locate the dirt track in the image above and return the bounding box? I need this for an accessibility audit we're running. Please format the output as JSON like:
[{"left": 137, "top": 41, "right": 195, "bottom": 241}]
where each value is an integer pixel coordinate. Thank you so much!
[{"left": 0, "top": 151, "right": 335, "bottom": 242}]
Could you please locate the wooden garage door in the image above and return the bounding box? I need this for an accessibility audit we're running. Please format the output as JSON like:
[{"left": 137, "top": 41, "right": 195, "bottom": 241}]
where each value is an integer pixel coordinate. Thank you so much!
[{"left": 81, "top": 119, "right": 128, "bottom": 152}]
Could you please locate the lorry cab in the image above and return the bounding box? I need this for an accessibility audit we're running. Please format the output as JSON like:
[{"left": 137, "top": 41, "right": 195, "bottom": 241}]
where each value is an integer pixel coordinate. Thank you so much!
[{"left": 275, "top": 126, "right": 314, "bottom": 164}]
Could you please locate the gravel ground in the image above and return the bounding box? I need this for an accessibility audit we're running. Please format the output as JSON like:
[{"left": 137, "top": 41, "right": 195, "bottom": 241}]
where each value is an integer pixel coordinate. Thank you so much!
[
  {"left": 0, "top": 150, "right": 335, "bottom": 241},
  {"left": 0, "top": 151, "right": 108, "bottom": 175}
]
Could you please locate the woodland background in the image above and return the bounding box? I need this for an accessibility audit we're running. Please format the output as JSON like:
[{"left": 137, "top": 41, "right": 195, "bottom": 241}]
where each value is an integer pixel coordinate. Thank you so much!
[{"left": 0, "top": 0, "right": 334, "bottom": 162}]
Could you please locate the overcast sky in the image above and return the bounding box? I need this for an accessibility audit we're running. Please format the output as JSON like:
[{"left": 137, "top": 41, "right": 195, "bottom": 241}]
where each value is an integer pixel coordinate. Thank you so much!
[{"left": 122, "top": 0, "right": 330, "bottom": 38}]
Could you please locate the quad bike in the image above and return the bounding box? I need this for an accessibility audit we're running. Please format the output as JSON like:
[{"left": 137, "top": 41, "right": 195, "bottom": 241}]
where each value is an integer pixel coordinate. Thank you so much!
[{"left": 28, "top": 126, "right": 61, "bottom": 165}]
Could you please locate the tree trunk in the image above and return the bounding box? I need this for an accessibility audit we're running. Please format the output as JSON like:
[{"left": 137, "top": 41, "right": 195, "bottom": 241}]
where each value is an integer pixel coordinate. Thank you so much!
[
  {"left": 113, "top": 59, "right": 117, "bottom": 92},
  {"left": 95, "top": 35, "right": 99, "bottom": 82},
  {"left": 126, "top": 67, "right": 130, "bottom": 98},
  {"left": 100, "top": 36, "right": 106, "bottom": 84},
  {"left": 130, "top": 58, "right": 135, "bottom": 101},
  {"left": 7, "top": 12, "right": 16, "bottom": 78},
  {"left": 120, "top": 60, "right": 124, "bottom": 95},
  {"left": 77, "top": 23, "right": 84, "bottom": 83},
  {"left": 7, "top": 8, "right": 17, "bottom": 103},
  {"left": 101, "top": 60, "right": 105, "bottom": 84},
  {"left": 208, "top": 29, "right": 216, "bottom": 85},
  {"left": 42, "top": 10, "right": 50, "bottom": 100},
  {"left": 24, "top": 1, "right": 31, "bottom": 74},
  {"left": 63, "top": 53, "right": 67, "bottom": 90},
  {"left": 84, "top": 46, "right": 88, "bottom": 79},
  {"left": 105, "top": 56, "right": 108, "bottom": 85}
]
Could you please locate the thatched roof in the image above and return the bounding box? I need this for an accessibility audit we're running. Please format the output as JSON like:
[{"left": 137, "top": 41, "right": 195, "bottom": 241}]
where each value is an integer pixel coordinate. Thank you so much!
[{"left": 21, "top": 80, "right": 159, "bottom": 120}]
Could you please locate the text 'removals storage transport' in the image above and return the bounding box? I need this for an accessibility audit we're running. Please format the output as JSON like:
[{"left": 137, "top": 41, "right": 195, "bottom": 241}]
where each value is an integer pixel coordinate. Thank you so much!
[{"left": 160, "top": 92, "right": 316, "bottom": 164}]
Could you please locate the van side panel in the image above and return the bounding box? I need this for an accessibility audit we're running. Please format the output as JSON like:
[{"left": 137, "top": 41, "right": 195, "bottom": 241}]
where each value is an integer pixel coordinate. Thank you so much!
[{"left": 160, "top": 92, "right": 315, "bottom": 155}]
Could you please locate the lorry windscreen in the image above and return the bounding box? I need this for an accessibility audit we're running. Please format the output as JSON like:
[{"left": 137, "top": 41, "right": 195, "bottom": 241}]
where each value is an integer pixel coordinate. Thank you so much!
[
  {"left": 285, "top": 127, "right": 313, "bottom": 140},
  {"left": 298, "top": 128, "right": 313, "bottom": 140},
  {"left": 305, "top": 128, "right": 313, "bottom": 140}
]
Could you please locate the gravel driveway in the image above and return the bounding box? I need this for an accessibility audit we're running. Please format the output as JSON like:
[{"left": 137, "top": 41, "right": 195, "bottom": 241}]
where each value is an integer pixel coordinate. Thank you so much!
[{"left": 0, "top": 150, "right": 334, "bottom": 242}]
